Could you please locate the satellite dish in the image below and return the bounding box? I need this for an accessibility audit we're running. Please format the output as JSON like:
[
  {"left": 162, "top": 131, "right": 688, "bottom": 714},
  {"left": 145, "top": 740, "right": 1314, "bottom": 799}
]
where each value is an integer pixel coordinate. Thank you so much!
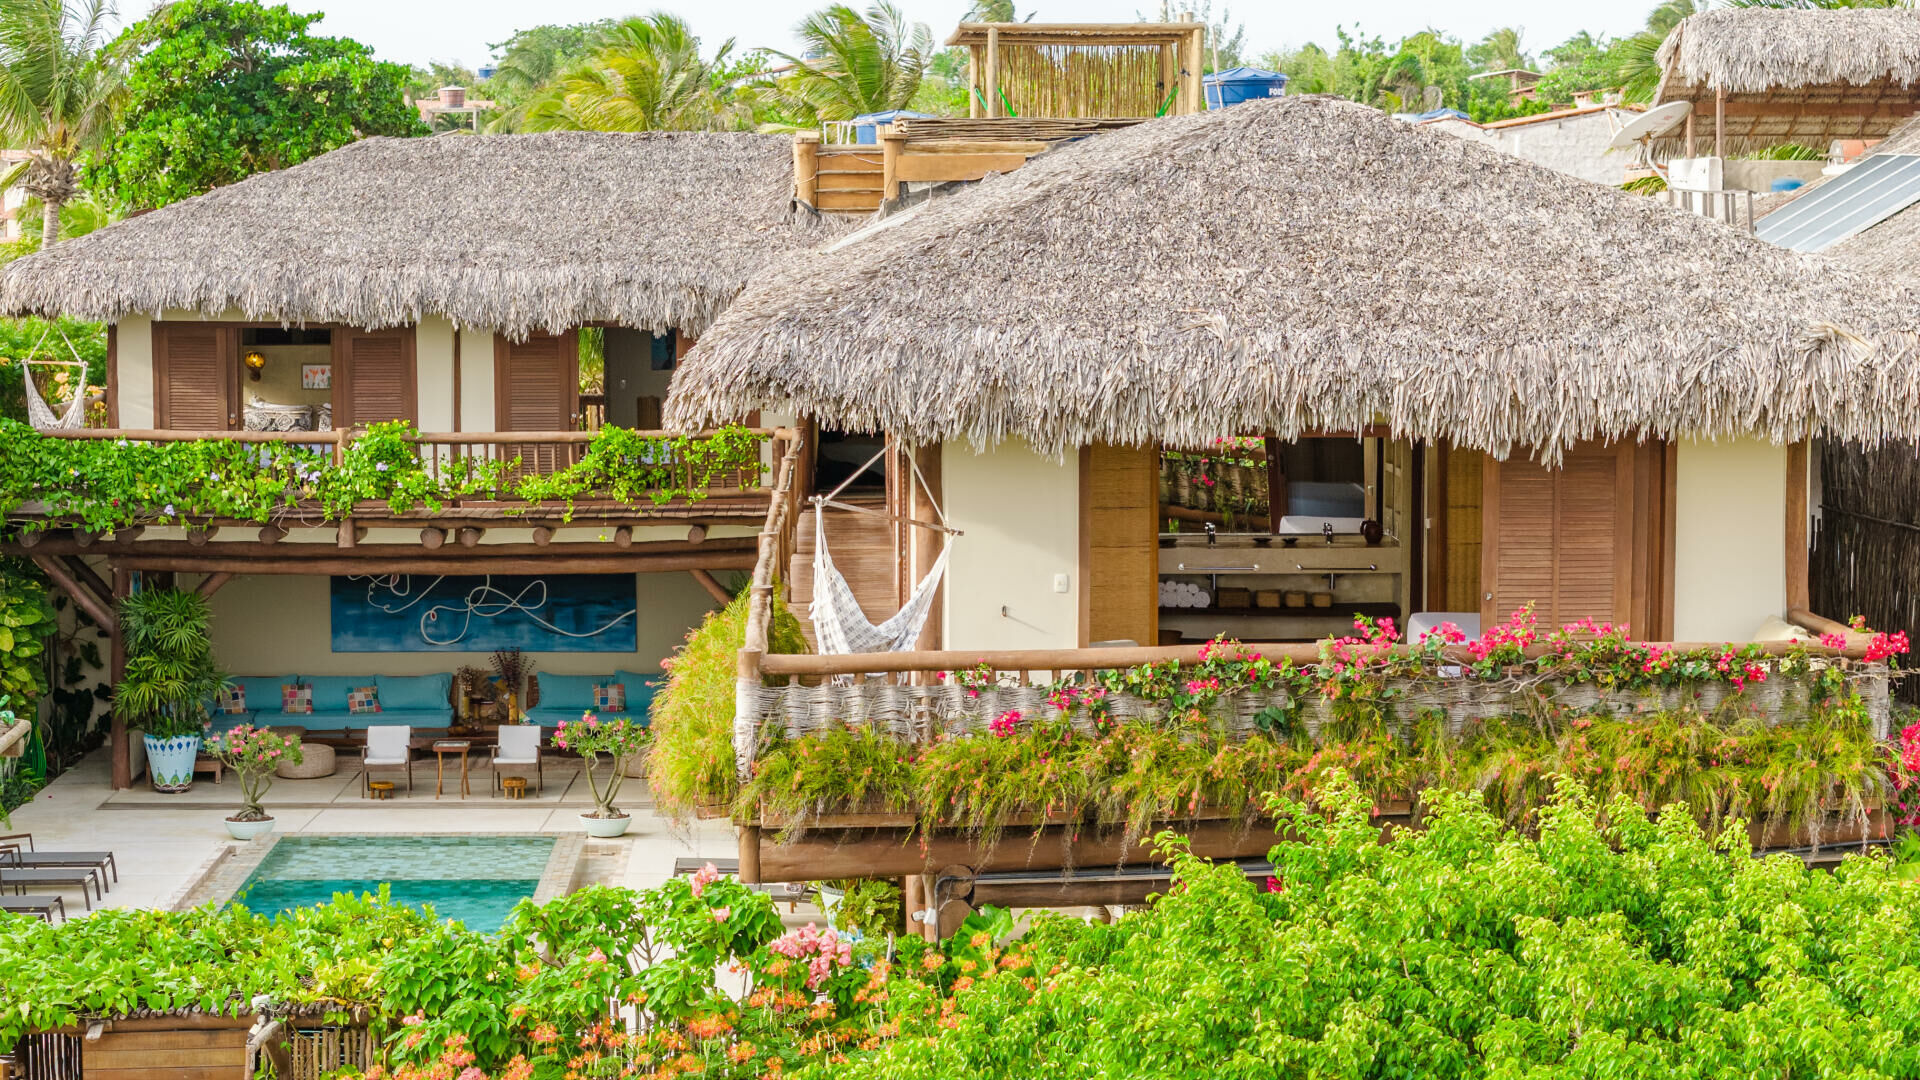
[{"left": 1607, "top": 100, "right": 1694, "bottom": 151}]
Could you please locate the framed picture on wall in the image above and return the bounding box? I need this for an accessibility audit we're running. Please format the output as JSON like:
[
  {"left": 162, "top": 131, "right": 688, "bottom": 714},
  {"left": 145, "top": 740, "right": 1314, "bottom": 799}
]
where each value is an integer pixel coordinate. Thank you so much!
[{"left": 302, "top": 364, "right": 332, "bottom": 389}]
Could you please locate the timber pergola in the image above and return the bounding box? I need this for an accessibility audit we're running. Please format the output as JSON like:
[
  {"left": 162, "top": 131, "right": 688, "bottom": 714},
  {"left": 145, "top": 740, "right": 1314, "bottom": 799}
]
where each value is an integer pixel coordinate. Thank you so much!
[{"left": 947, "top": 20, "right": 1208, "bottom": 120}]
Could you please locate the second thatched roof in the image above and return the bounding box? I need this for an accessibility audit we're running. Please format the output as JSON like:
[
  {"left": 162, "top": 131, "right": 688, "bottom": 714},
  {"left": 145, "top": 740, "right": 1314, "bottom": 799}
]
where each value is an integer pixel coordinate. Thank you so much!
[
  {"left": 0, "top": 132, "right": 844, "bottom": 338},
  {"left": 666, "top": 95, "right": 1920, "bottom": 458}
]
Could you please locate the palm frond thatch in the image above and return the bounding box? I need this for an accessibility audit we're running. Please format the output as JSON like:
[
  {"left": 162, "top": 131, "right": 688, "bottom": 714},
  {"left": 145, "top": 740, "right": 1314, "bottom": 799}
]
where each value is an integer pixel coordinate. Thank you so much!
[
  {"left": 665, "top": 95, "right": 1920, "bottom": 459},
  {"left": 1655, "top": 7, "right": 1920, "bottom": 96},
  {"left": 0, "top": 131, "right": 848, "bottom": 338}
]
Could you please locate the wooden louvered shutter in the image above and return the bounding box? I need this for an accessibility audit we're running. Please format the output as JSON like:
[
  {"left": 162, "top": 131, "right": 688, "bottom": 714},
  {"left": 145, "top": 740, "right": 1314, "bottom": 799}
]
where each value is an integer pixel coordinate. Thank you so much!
[
  {"left": 1082, "top": 444, "right": 1159, "bottom": 646},
  {"left": 494, "top": 331, "right": 579, "bottom": 473},
  {"left": 153, "top": 324, "right": 235, "bottom": 430},
  {"left": 335, "top": 329, "right": 416, "bottom": 428},
  {"left": 1481, "top": 443, "right": 1635, "bottom": 630}
]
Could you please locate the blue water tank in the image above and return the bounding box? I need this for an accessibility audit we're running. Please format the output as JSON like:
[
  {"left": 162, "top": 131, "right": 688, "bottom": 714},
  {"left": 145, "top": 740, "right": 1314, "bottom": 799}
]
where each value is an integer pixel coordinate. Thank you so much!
[
  {"left": 1771, "top": 177, "right": 1806, "bottom": 193},
  {"left": 1204, "top": 66, "right": 1289, "bottom": 109},
  {"left": 852, "top": 110, "right": 936, "bottom": 144},
  {"left": 477, "top": 64, "right": 496, "bottom": 81}
]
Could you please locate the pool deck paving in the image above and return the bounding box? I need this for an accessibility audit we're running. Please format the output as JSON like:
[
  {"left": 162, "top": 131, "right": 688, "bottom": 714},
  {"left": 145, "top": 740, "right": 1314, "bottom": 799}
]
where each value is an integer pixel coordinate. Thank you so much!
[{"left": 5, "top": 747, "right": 741, "bottom": 915}]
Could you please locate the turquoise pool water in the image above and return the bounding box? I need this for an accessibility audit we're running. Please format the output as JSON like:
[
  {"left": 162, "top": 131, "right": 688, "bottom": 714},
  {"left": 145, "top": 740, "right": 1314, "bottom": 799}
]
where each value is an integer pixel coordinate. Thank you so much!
[{"left": 234, "top": 835, "right": 556, "bottom": 931}]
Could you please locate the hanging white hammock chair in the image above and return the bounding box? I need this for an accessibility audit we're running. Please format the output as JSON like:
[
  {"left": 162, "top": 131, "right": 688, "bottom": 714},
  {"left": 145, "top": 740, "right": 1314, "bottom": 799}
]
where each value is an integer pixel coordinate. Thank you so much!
[
  {"left": 18, "top": 325, "right": 91, "bottom": 431},
  {"left": 808, "top": 447, "right": 956, "bottom": 656}
]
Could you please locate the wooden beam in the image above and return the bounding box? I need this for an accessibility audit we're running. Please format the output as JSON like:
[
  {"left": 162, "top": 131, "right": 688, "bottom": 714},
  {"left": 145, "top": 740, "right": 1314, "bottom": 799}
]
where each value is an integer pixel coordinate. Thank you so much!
[
  {"left": 686, "top": 524, "right": 708, "bottom": 544},
  {"left": 112, "top": 552, "right": 757, "bottom": 577},
  {"left": 61, "top": 555, "right": 115, "bottom": 614},
  {"left": 72, "top": 531, "right": 96, "bottom": 548},
  {"left": 690, "top": 569, "right": 733, "bottom": 605},
  {"left": 457, "top": 527, "right": 484, "bottom": 548},
  {"left": 420, "top": 527, "right": 446, "bottom": 549},
  {"left": 14, "top": 530, "right": 39, "bottom": 549},
  {"left": 755, "top": 819, "right": 1279, "bottom": 882},
  {"left": 257, "top": 525, "right": 285, "bottom": 544},
  {"left": 532, "top": 526, "right": 554, "bottom": 546},
  {"left": 195, "top": 572, "right": 234, "bottom": 598},
  {"left": 186, "top": 526, "right": 218, "bottom": 546},
  {"left": 1, "top": 535, "right": 758, "bottom": 561},
  {"left": 612, "top": 526, "right": 633, "bottom": 548},
  {"left": 109, "top": 568, "right": 130, "bottom": 791},
  {"left": 1786, "top": 440, "right": 1810, "bottom": 613},
  {"left": 337, "top": 518, "right": 360, "bottom": 549},
  {"left": 30, "top": 555, "right": 114, "bottom": 630}
]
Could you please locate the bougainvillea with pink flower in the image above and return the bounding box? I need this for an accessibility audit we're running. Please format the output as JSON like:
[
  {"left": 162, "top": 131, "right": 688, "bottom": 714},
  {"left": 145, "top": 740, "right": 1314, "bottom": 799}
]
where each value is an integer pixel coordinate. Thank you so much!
[
  {"left": 554, "top": 711, "right": 649, "bottom": 819},
  {"left": 204, "top": 722, "right": 302, "bottom": 821}
]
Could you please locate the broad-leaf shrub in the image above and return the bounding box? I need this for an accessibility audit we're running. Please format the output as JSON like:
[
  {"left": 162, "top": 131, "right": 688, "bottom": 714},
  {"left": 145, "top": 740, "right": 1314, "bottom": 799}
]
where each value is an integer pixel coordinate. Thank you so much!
[{"left": 818, "top": 777, "right": 1920, "bottom": 1080}]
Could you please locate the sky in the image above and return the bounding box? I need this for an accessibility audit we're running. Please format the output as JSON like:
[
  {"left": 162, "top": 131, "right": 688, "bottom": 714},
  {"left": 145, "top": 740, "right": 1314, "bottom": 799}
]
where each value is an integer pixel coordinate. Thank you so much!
[{"left": 119, "top": 0, "right": 1658, "bottom": 73}]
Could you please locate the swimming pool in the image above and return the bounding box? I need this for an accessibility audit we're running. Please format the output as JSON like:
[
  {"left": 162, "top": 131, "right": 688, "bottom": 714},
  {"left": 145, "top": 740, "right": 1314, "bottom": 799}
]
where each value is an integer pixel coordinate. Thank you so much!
[{"left": 233, "top": 835, "right": 559, "bottom": 931}]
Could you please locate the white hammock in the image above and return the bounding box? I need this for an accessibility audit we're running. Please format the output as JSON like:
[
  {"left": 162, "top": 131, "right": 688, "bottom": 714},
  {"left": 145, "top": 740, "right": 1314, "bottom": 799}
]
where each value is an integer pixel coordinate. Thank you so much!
[
  {"left": 808, "top": 448, "right": 955, "bottom": 655},
  {"left": 18, "top": 325, "right": 91, "bottom": 431}
]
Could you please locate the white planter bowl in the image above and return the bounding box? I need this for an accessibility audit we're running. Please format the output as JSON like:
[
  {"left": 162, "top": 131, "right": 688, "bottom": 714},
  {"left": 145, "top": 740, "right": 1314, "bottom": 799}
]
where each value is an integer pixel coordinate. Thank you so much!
[
  {"left": 581, "top": 813, "right": 632, "bottom": 838},
  {"left": 225, "top": 816, "right": 276, "bottom": 840}
]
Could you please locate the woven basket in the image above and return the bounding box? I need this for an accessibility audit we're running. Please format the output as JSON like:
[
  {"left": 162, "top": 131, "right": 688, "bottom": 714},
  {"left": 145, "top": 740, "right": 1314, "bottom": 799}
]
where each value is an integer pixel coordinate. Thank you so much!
[{"left": 277, "top": 742, "right": 337, "bottom": 779}]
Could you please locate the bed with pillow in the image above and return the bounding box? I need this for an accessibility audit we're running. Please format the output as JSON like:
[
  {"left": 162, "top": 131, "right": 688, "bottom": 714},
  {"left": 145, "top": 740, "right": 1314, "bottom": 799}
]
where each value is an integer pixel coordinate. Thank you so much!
[{"left": 524, "top": 670, "right": 660, "bottom": 729}]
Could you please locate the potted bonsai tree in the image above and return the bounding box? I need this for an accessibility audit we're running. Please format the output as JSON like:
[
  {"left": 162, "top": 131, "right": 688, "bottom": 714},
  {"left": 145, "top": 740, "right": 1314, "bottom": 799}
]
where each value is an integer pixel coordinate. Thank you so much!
[
  {"left": 115, "top": 588, "right": 224, "bottom": 793},
  {"left": 557, "top": 710, "right": 649, "bottom": 837},
  {"left": 205, "top": 723, "right": 302, "bottom": 839}
]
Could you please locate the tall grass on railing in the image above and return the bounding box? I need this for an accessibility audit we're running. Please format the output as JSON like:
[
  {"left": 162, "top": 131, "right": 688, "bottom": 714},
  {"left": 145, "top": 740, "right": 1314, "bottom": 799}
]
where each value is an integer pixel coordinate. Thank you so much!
[
  {"left": 513, "top": 425, "right": 767, "bottom": 520},
  {"left": 648, "top": 585, "right": 808, "bottom": 819}
]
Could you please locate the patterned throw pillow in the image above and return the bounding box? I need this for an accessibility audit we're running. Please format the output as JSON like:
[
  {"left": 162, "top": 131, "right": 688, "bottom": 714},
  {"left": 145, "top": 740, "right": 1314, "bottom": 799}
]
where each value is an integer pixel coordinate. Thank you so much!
[
  {"left": 593, "top": 682, "right": 627, "bottom": 713},
  {"left": 348, "top": 686, "right": 382, "bottom": 714},
  {"left": 215, "top": 685, "right": 247, "bottom": 715},
  {"left": 282, "top": 684, "right": 313, "bottom": 715}
]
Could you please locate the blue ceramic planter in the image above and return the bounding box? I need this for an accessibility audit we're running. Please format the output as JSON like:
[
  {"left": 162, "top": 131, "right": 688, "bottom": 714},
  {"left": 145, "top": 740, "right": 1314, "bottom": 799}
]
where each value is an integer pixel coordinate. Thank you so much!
[{"left": 145, "top": 733, "right": 201, "bottom": 793}]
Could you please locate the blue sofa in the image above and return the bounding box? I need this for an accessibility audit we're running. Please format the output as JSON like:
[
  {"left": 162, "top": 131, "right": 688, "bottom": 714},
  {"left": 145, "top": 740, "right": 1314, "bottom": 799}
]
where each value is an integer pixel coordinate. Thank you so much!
[
  {"left": 524, "top": 670, "right": 660, "bottom": 729},
  {"left": 209, "top": 673, "right": 454, "bottom": 733}
]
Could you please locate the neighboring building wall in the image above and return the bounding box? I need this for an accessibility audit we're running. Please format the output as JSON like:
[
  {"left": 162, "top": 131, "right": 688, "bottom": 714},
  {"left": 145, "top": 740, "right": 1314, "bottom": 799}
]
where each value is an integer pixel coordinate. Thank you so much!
[
  {"left": 940, "top": 440, "right": 1080, "bottom": 651},
  {"left": 1673, "top": 437, "right": 1788, "bottom": 641},
  {"left": 204, "top": 563, "right": 722, "bottom": 679},
  {"left": 1427, "top": 111, "right": 1625, "bottom": 187}
]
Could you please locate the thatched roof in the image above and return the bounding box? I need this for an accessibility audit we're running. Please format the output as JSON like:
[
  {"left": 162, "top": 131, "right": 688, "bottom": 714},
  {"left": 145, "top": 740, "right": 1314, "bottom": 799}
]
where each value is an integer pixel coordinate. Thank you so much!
[
  {"left": 1653, "top": 9, "right": 1920, "bottom": 152},
  {"left": 666, "top": 95, "right": 1920, "bottom": 458},
  {"left": 0, "top": 132, "right": 844, "bottom": 338}
]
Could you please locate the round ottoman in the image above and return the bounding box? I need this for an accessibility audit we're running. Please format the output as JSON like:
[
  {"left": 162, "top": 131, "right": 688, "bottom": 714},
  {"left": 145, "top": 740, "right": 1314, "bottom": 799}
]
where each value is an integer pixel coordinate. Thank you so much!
[{"left": 277, "top": 741, "right": 336, "bottom": 779}]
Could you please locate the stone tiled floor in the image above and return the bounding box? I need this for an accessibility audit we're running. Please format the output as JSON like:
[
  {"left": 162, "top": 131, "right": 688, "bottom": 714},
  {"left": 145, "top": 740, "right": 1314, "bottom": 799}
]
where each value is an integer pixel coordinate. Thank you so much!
[{"left": 5, "top": 747, "right": 740, "bottom": 915}]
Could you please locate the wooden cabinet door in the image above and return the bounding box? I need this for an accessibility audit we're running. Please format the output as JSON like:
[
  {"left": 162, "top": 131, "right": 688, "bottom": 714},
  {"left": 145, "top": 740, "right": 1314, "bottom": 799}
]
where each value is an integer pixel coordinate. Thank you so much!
[
  {"left": 1082, "top": 443, "right": 1159, "bottom": 647},
  {"left": 333, "top": 328, "right": 417, "bottom": 428},
  {"left": 153, "top": 323, "right": 236, "bottom": 430},
  {"left": 1481, "top": 443, "right": 1636, "bottom": 631},
  {"left": 494, "top": 331, "right": 579, "bottom": 472}
]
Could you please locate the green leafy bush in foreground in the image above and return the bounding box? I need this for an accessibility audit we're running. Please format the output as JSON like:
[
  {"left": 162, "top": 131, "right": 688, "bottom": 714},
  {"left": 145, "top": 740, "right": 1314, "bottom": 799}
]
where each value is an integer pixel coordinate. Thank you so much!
[{"left": 830, "top": 780, "right": 1920, "bottom": 1080}]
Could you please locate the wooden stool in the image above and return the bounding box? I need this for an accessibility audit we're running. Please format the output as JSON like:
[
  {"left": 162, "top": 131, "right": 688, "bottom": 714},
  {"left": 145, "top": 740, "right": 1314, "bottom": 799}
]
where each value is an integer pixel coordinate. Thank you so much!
[
  {"left": 368, "top": 780, "right": 395, "bottom": 800},
  {"left": 501, "top": 776, "right": 528, "bottom": 800}
]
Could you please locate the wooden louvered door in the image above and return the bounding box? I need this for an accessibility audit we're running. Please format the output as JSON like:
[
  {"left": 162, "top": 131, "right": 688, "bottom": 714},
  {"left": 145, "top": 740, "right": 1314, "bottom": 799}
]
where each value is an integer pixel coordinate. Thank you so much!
[
  {"left": 494, "top": 331, "right": 579, "bottom": 474},
  {"left": 1081, "top": 443, "right": 1159, "bottom": 647},
  {"left": 1481, "top": 442, "right": 1637, "bottom": 632},
  {"left": 153, "top": 323, "right": 237, "bottom": 430},
  {"left": 334, "top": 328, "right": 417, "bottom": 428}
]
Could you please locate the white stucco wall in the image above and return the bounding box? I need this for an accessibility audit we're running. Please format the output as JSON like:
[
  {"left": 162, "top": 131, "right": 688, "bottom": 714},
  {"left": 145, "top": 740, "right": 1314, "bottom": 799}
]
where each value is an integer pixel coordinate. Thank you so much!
[
  {"left": 1673, "top": 437, "right": 1789, "bottom": 641},
  {"left": 205, "top": 569, "right": 720, "bottom": 678},
  {"left": 941, "top": 440, "right": 1080, "bottom": 651},
  {"left": 115, "top": 314, "right": 154, "bottom": 427},
  {"left": 414, "top": 317, "right": 458, "bottom": 431},
  {"left": 457, "top": 327, "right": 495, "bottom": 431},
  {"left": 1427, "top": 111, "right": 1625, "bottom": 187}
]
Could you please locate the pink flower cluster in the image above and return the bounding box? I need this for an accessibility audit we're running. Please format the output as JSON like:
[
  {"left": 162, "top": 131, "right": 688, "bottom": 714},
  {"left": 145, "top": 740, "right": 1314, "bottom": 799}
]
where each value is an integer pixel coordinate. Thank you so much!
[
  {"left": 1323, "top": 616, "right": 1400, "bottom": 674},
  {"left": 768, "top": 923, "right": 854, "bottom": 989},
  {"left": 1867, "top": 630, "right": 1911, "bottom": 663},
  {"left": 1712, "top": 648, "right": 1768, "bottom": 692},
  {"left": 689, "top": 861, "right": 722, "bottom": 898},
  {"left": 1468, "top": 607, "right": 1537, "bottom": 662},
  {"left": 990, "top": 710, "right": 1023, "bottom": 738},
  {"left": 1418, "top": 621, "right": 1468, "bottom": 646}
]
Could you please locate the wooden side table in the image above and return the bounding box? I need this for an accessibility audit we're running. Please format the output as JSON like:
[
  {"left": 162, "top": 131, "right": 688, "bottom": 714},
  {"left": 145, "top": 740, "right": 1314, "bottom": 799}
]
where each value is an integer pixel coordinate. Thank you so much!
[{"left": 431, "top": 740, "right": 472, "bottom": 799}]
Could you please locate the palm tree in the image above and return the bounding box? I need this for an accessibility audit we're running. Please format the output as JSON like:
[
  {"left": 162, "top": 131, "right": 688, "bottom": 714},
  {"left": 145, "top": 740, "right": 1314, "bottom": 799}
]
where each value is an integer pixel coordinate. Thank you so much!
[
  {"left": 0, "top": 0, "right": 119, "bottom": 248},
  {"left": 774, "top": 3, "right": 934, "bottom": 122},
  {"left": 518, "top": 14, "right": 744, "bottom": 133}
]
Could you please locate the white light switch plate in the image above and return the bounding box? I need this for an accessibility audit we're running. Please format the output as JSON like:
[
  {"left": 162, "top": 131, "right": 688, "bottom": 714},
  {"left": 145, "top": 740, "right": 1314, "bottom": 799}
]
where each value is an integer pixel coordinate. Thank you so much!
[{"left": 1053, "top": 573, "right": 1071, "bottom": 593}]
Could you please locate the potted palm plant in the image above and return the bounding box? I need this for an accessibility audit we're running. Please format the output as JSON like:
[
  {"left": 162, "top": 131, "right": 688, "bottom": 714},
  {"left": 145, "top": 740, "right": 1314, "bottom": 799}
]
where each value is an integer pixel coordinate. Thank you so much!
[
  {"left": 205, "top": 723, "right": 302, "bottom": 839},
  {"left": 115, "top": 589, "right": 224, "bottom": 793},
  {"left": 556, "top": 710, "right": 650, "bottom": 837}
]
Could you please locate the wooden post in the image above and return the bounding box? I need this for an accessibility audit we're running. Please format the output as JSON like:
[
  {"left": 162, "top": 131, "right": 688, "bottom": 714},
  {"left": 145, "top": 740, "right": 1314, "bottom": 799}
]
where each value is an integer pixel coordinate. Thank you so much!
[
  {"left": 968, "top": 46, "right": 981, "bottom": 118},
  {"left": 1714, "top": 86, "right": 1725, "bottom": 162},
  {"left": 738, "top": 824, "right": 762, "bottom": 884},
  {"left": 911, "top": 444, "right": 944, "bottom": 653},
  {"left": 1160, "top": 43, "right": 1175, "bottom": 111},
  {"left": 194, "top": 572, "right": 233, "bottom": 598},
  {"left": 1786, "top": 440, "right": 1810, "bottom": 613},
  {"left": 985, "top": 26, "right": 1001, "bottom": 118},
  {"left": 919, "top": 873, "right": 940, "bottom": 942},
  {"left": 109, "top": 568, "right": 130, "bottom": 790},
  {"left": 30, "top": 555, "right": 115, "bottom": 631},
  {"left": 690, "top": 569, "right": 732, "bottom": 605},
  {"left": 1685, "top": 109, "right": 1696, "bottom": 160},
  {"left": 903, "top": 874, "right": 924, "bottom": 936},
  {"left": 880, "top": 127, "right": 905, "bottom": 204},
  {"left": 793, "top": 133, "right": 821, "bottom": 208}
]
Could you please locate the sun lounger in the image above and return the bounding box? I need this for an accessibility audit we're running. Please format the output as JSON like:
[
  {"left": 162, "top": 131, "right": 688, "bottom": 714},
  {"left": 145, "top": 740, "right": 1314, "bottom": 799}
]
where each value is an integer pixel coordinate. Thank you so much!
[
  {"left": 0, "top": 834, "right": 117, "bottom": 885},
  {"left": 0, "top": 894, "right": 65, "bottom": 921},
  {"left": 1, "top": 867, "right": 103, "bottom": 909}
]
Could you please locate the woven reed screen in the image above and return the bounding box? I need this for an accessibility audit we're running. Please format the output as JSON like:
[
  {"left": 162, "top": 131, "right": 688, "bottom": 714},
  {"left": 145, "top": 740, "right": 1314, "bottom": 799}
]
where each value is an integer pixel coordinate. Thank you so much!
[
  {"left": 1811, "top": 440, "right": 1920, "bottom": 705},
  {"left": 998, "top": 45, "right": 1167, "bottom": 119}
]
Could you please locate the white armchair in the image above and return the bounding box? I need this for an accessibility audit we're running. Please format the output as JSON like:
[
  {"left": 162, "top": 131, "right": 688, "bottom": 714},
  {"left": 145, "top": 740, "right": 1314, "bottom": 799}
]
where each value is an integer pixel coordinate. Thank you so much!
[
  {"left": 360, "top": 725, "right": 413, "bottom": 796},
  {"left": 491, "top": 724, "right": 543, "bottom": 796}
]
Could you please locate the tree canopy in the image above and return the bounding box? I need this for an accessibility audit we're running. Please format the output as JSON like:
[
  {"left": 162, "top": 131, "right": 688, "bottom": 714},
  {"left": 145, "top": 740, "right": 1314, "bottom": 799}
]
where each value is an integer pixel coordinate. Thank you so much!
[{"left": 92, "top": 0, "right": 424, "bottom": 210}]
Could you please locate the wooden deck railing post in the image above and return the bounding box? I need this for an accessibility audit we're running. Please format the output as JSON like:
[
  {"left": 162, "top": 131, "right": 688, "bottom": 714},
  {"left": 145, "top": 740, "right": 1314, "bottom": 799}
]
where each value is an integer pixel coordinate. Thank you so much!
[{"left": 793, "top": 133, "right": 821, "bottom": 208}]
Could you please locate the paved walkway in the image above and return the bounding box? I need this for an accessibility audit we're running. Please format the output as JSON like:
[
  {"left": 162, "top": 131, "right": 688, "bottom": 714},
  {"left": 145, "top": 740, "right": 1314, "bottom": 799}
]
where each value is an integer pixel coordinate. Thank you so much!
[{"left": 5, "top": 747, "right": 741, "bottom": 914}]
